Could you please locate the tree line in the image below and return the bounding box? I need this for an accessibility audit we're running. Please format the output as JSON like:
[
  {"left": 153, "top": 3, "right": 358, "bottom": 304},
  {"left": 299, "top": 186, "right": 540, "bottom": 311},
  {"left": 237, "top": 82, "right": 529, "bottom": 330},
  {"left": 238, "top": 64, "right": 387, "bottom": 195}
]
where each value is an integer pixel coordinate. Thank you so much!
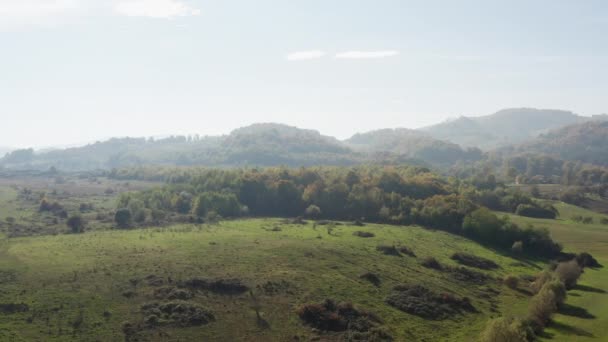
[{"left": 114, "top": 166, "right": 562, "bottom": 257}]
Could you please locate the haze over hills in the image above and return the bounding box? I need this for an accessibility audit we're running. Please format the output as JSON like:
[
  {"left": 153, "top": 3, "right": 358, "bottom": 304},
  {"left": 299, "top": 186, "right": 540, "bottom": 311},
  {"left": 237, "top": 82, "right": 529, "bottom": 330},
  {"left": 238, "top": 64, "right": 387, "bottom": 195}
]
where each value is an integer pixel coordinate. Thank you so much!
[
  {"left": 504, "top": 120, "right": 608, "bottom": 166},
  {"left": 345, "top": 128, "right": 481, "bottom": 166},
  {"left": 2, "top": 108, "right": 607, "bottom": 171},
  {"left": 420, "top": 108, "right": 600, "bottom": 150}
]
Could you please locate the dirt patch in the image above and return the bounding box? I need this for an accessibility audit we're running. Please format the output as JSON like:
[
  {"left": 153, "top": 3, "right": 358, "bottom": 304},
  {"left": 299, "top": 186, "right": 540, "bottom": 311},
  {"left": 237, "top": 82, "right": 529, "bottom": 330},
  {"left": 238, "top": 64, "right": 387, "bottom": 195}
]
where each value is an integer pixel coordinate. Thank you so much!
[
  {"left": 153, "top": 287, "right": 194, "bottom": 300},
  {"left": 141, "top": 301, "right": 215, "bottom": 327},
  {"left": 181, "top": 278, "right": 249, "bottom": 295},
  {"left": 450, "top": 253, "right": 499, "bottom": 270},
  {"left": 360, "top": 272, "right": 381, "bottom": 287},
  {"left": 296, "top": 299, "right": 387, "bottom": 337},
  {"left": 353, "top": 231, "right": 375, "bottom": 238},
  {"left": 449, "top": 267, "right": 491, "bottom": 285},
  {"left": 0, "top": 303, "right": 29, "bottom": 314},
  {"left": 386, "top": 285, "right": 476, "bottom": 320},
  {"left": 376, "top": 245, "right": 400, "bottom": 256}
]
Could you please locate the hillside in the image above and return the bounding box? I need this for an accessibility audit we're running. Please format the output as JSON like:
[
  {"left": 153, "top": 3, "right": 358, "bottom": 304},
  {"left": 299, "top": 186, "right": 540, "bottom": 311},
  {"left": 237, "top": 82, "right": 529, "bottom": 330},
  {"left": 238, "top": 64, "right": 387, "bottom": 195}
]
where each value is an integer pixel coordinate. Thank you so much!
[
  {"left": 0, "top": 124, "right": 360, "bottom": 170},
  {"left": 0, "top": 124, "right": 482, "bottom": 171},
  {"left": 0, "top": 217, "right": 550, "bottom": 341},
  {"left": 505, "top": 121, "right": 608, "bottom": 166},
  {"left": 421, "top": 108, "right": 587, "bottom": 150},
  {"left": 346, "top": 128, "right": 482, "bottom": 166}
]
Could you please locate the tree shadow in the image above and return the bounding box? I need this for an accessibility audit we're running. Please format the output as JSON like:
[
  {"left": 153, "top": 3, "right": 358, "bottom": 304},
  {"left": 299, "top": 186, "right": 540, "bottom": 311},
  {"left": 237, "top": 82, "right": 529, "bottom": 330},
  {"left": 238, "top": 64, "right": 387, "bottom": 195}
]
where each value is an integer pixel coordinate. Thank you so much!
[
  {"left": 559, "top": 303, "right": 596, "bottom": 319},
  {"left": 549, "top": 321, "right": 594, "bottom": 338},
  {"left": 574, "top": 284, "right": 606, "bottom": 294}
]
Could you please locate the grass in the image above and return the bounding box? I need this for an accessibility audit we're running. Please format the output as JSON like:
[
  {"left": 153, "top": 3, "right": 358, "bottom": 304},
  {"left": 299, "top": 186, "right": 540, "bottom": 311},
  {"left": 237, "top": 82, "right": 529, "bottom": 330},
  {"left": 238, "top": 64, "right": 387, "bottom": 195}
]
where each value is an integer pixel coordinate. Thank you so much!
[
  {"left": 501, "top": 202, "right": 608, "bottom": 341},
  {"left": 0, "top": 218, "right": 546, "bottom": 341},
  {"left": 1, "top": 178, "right": 606, "bottom": 341}
]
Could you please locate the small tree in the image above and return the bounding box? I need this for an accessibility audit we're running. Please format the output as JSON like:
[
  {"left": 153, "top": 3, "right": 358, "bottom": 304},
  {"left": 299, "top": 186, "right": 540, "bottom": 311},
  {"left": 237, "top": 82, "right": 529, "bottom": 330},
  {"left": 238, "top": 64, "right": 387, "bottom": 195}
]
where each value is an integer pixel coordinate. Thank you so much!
[
  {"left": 555, "top": 260, "right": 583, "bottom": 289},
  {"left": 479, "top": 317, "right": 531, "bottom": 342},
  {"left": 304, "top": 205, "right": 321, "bottom": 219},
  {"left": 115, "top": 208, "right": 132, "bottom": 229},
  {"left": 67, "top": 215, "right": 85, "bottom": 234},
  {"left": 511, "top": 241, "right": 524, "bottom": 254}
]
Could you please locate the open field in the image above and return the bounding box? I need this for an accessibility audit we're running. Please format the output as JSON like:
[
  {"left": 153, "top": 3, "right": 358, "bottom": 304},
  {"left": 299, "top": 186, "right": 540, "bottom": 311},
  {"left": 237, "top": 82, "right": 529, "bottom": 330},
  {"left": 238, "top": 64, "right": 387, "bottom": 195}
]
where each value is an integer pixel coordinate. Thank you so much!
[
  {"left": 0, "top": 178, "right": 606, "bottom": 341},
  {"left": 0, "top": 218, "right": 547, "bottom": 341}
]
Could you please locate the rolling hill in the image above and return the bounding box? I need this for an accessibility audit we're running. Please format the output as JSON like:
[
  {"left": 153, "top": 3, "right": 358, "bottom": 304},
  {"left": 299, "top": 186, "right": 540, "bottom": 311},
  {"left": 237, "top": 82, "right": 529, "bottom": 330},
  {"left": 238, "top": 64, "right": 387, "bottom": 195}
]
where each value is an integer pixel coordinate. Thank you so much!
[
  {"left": 421, "top": 108, "right": 591, "bottom": 150},
  {"left": 505, "top": 121, "right": 608, "bottom": 166},
  {"left": 346, "top": 128, "right": 482, "bottom": 166}
]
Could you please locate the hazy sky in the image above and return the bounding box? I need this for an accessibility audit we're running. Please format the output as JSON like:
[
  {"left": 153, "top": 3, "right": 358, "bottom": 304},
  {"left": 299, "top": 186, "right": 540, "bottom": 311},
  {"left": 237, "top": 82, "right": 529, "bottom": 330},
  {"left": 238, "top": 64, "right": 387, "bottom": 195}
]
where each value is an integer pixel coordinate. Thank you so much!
[{"left": 1, "top": 0, "right": 607, "bottom": 148}]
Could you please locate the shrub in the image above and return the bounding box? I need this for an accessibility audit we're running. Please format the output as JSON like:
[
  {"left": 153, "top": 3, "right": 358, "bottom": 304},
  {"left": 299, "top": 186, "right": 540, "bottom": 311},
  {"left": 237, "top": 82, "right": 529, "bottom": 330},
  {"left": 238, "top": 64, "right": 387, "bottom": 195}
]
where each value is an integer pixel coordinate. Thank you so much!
[
  {"left": 543, "top": 281, "right": 567, "bottom": 307},
  {"left": 296, "top": 299, "right": 380, "bottom": 333},
  {"left": 515, "top": 204, "right": 557, "bottom": 219},
  {"left": 511, "top": 241, "right": 524, "bottom": 254},
  {"left": 555, "top": 260, "right": 583, "bottom": 289},
  {"left": 66, "top": 215, "right": 85, "bottom": 234},
  {"left": 503, "top": 275, "right": 519, "bottom": 290},
  {"left": 304, "top": 205, "right": 321, "bottom": 219},
  {"left": 359, "top": 272, "right": 381, "bottom": 287},
  {"left": 353, "top": 231, "right": 375, "bottom": 238},
  {"left": 421, "top": 257, "right": 442, "bottom": 270},
  {"left": 450, "top": 252, "right": 499, "bottom": 270},
  {"left": 376, "top": 245, "right": 400, "bottom": 256},
  {"left": 582, "top": 216, "right": 593, "bottom": 224},
  {"left": 530, "top": 271, "right": 555, "bottom": 294},
  {"left": 479, "top": 317, "right": 532, "bottom": 342},
  {"left": 528, "top": 286, "right": 558, "bottom": 329},
  {"left": 600, "top": 217, "right": 608, "bottom": 225},
  {"left": 115, "top": 208, "right": 132, "bottom": 229},
  {"left": 386, "top": 284, "right": 475, "bottom": 320}
]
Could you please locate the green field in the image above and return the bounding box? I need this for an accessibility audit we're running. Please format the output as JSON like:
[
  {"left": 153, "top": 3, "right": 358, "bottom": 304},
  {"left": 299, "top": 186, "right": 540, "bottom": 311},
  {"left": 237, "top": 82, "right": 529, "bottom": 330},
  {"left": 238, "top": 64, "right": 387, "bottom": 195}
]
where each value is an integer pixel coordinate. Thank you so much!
[
  {"left": 0, "top": 180, "right": 606, "bottom": 341},
  {"left": 503, "top": 202, "right": 608, "bottom": 341}
]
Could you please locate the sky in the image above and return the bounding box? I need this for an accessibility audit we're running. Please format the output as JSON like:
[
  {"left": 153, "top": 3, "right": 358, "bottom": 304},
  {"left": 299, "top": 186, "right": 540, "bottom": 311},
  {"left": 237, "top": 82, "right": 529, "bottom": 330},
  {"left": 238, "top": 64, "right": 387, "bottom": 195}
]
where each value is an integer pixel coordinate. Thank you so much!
[{"left": 1, "top": 0, "right": 607, "bottom": 148}]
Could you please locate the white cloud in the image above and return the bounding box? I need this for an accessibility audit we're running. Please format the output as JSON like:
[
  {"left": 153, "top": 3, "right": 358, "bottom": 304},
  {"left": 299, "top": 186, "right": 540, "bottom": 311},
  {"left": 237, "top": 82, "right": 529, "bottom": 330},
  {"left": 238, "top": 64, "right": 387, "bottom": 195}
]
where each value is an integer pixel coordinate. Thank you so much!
[
  {"left": 335, "top": 50, "right": 400, "bottom": 59},
  {"left": 286, "top": 50, "right": 326, "bottom": 61},
  {"left": 114, "top": 0, "right": 200, "bottom": 19},
  {"left": 0, "top": 0, "right": 79, "bottom": 17}
]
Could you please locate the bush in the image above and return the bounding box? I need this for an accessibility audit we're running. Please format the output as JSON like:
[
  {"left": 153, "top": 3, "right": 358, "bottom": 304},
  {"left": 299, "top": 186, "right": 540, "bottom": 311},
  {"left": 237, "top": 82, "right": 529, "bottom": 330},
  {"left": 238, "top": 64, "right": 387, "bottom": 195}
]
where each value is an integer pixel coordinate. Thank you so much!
[
  {"left": 582, "top": 216, "right": 593, "bottom": 224},
  {"left": 543, "top": 281, "right": 567, "bottom": 307},
  {"left": 450, "top": 252, "right": 499, "bottom": 270},
  {"left": 479, "top": 317, "right": 532, "bottom": 342},
  {"left": 353, "top": 231, "right": 375, "bottom": 238},
  {"left": 511, "top": 241, "right": 524, "bottom": 254},
  {"left": 115, "top": 208, "right": 132, "bottom": 229},
  {"left": 67, "top": 215, "right": 85, "bottom": 234},
  {"left": 555, "top": 260, "right": 582, "bottom": 289},
  {"left": 421, "top": 257, "right": 442, "bottom": 270},
  {"left": 530, "top": 271, "right": 555, "bottom": 294},
  {"left": 386, "top": 284, "right": 475, "bottom": 320},
  {"left": 515, "top": 204, "right": 557, "bottom": 219},
  {"left": 600, "top": 217, "right": 608, "bottom": 225},
  {"left": 304, "top": 205, "right": 321, "bottom": 219},
  {"left": 503, "top": 275, "right": 519, "bottom": 290},
  {"left": 528, "top": 286, "right": 558, "bottom": 329},
  {"left": 376, "top": 245, "right": 400, "bottom": 256}
]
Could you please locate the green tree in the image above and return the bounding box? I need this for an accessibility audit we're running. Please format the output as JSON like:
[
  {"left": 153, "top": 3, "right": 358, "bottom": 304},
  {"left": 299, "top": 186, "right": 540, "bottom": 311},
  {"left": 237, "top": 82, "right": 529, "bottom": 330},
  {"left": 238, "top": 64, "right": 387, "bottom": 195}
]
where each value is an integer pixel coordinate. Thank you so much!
[{"left": 67, "top": 215, "right": 85, "bottom": 234}]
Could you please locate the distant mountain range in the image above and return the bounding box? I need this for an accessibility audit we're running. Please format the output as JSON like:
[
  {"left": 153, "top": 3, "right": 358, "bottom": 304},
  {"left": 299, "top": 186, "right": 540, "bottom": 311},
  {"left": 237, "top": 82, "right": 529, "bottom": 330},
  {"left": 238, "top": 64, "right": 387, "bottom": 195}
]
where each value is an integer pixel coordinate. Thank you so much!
[
  {"left": 1, "top": 108, "right": 607, "bottom": 170},
  {"left": 421, "top": 108, "right": 606, "bottom": 150}
]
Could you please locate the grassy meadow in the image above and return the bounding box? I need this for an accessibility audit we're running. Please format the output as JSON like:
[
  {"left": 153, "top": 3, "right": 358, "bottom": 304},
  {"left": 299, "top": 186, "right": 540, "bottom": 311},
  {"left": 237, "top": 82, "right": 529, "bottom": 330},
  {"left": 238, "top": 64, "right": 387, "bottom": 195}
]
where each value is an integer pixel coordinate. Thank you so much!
[{"left": 0, "top": 180, "right": 606, "bottom": 341}]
